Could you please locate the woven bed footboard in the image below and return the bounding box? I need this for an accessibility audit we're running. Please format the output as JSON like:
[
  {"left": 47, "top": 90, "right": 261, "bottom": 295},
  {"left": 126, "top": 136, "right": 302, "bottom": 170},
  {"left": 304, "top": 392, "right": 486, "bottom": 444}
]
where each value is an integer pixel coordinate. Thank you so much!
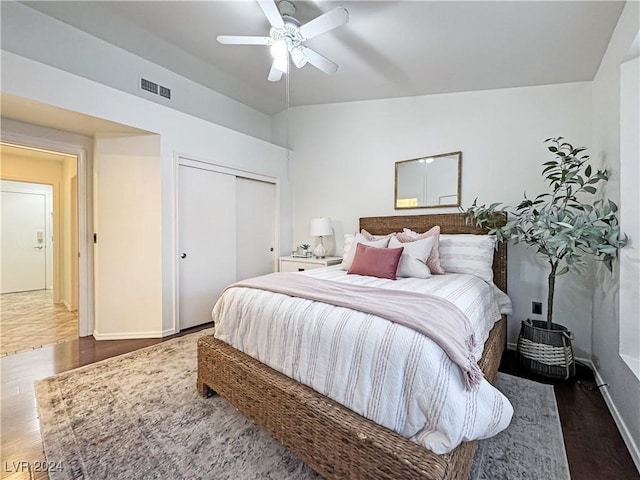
[{"left": 197, "top": 316, "right": 506, "bottom": 480}]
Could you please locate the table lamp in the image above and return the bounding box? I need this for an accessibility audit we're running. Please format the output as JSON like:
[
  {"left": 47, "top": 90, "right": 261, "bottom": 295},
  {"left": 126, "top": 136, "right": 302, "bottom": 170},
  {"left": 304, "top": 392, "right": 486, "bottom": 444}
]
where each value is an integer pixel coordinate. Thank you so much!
[{"left": 310, "top": 217, "right": 333, "bottom": 259}]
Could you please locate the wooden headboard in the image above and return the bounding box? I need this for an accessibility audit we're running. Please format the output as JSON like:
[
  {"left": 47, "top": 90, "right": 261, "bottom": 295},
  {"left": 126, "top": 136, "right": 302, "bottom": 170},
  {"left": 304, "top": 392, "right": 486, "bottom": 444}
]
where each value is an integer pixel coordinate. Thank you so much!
[{"left": 360, "top": 213, "right": 507, "bottom": 293}]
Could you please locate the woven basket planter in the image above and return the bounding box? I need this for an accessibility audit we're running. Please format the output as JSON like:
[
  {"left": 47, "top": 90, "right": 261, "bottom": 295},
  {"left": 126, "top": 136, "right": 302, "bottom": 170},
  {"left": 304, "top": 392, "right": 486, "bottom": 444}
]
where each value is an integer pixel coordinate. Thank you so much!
[{"left": 516, "top": 319, "right": 576, "bottom": 380}]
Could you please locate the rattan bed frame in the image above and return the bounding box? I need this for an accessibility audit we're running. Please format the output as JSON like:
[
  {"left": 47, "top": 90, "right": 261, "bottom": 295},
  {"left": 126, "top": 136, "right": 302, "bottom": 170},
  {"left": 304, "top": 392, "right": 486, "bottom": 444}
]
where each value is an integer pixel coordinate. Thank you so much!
[{"left": 197, "top": 213, "right": 507, "bottom": 480}]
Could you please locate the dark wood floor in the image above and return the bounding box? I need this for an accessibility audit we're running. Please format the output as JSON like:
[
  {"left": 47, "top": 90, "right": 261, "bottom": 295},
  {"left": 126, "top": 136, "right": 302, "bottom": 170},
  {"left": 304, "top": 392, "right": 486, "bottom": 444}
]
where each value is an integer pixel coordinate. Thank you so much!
[
  {"left": 500, "top": 350, "right": 639, "bottom": 480},
  {"left": 1, "top": 328, "right": 638, "bottom": 479}
]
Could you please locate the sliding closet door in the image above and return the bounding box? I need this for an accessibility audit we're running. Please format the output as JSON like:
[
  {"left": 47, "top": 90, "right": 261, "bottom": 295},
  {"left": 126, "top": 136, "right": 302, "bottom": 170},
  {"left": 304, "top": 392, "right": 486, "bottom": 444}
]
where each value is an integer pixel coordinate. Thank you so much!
[
  {"left": 236, "top": 177, "right": 276, "bottom": 280},
  {"left": 178, "top": 165, "right": 236, "bottom": 329}
]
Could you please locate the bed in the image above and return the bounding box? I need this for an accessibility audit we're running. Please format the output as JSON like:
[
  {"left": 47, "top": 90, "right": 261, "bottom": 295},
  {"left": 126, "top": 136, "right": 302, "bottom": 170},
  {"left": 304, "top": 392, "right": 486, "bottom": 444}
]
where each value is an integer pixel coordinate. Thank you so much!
[{"left": 197, "top": 213, "right": 508, "bottom": 480}]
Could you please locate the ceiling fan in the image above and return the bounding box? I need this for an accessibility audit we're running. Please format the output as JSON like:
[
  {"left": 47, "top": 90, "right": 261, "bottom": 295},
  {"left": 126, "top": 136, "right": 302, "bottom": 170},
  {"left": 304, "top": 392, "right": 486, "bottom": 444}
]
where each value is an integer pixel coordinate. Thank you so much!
[{"left": 217, "top": 0, "right": 349, "bottom": 82}]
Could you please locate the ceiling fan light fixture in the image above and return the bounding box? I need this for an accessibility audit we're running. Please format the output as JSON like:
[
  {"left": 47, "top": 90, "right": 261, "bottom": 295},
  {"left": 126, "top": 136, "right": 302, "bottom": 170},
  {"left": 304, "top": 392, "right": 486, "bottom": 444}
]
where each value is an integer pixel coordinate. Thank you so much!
[
  {"left": 220, "top": 0, "right": 349, "bottom": 81},
  {"left": 274, "top": 55, "right": 288, "bottom": 73},
  {"left": 270, "top": 39, "right": 288, "bottom": 60},
  {"left": 290, "top": 47, "right": 307, "bottom": 68},
  {"left": 270, "top": 39, "right": 289, "bottom": 73}
]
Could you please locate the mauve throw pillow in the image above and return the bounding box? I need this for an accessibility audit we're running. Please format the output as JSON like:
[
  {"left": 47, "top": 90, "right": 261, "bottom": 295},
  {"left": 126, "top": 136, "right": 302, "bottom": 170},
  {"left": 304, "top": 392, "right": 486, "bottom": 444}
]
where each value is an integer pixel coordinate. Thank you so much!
[
  {"left": 395, "top": 226, "right": 445, "bottom": 274},
  {"left": 347, "top": 243, "right": 404, "bottom": 280}
]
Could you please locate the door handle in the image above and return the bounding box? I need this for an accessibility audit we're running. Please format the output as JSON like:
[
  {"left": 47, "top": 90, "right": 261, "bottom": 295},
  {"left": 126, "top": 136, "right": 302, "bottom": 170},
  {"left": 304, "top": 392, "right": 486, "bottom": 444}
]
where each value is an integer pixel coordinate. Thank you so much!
[
  {"left": 34, "top": 245, "right": 44, "bottom": 250},
  {"left": 180, "top": 253, "right": 187, "bottom": 259},
  {"left": 270, "top": 248, "right": 274, "bottom": 252}
]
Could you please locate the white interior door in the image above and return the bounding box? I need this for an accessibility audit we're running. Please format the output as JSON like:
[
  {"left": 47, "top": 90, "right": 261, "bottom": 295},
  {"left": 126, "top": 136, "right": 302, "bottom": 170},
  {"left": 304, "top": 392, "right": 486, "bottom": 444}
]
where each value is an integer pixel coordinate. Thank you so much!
[
  {"left": 236, "top": 177, "right": 276, "bottom": 280},
  {"left": 179, "top": 165, "right": 237, "bottom": 329},
  {"left": 1, "top": 188, "right": 47, "bottom": 293}
]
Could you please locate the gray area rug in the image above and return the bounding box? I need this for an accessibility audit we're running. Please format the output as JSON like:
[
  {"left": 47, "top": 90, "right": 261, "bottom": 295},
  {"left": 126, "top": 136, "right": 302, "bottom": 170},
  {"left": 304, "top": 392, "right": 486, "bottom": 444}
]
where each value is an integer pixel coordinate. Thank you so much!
[{"left": 35, "top": 330, "right": 570, "bottom": 480}]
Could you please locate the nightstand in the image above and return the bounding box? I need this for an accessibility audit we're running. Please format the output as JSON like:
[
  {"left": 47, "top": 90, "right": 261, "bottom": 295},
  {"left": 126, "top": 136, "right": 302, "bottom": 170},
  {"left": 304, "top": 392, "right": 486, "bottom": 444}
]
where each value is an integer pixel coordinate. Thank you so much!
[{"left": 279, "top": 256, "right": 342, "bottom": 272}]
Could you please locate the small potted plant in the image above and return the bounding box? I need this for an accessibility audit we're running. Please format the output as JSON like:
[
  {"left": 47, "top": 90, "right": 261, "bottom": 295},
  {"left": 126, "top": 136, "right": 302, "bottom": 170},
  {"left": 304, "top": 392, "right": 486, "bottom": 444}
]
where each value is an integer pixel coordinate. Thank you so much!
[
  {"left": 466, "top": 137, "right": 627, "bottom": 379},
  {"left": 298, "top": 244, "right": 311, "bottom": 257}
]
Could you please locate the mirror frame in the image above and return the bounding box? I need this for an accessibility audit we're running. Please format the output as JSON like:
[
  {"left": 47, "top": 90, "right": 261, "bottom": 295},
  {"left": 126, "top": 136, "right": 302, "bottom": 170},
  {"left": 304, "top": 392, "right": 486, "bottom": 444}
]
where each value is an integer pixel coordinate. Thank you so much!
[{"left": 394, "top": 151, "right": 462, "bottom": 210}]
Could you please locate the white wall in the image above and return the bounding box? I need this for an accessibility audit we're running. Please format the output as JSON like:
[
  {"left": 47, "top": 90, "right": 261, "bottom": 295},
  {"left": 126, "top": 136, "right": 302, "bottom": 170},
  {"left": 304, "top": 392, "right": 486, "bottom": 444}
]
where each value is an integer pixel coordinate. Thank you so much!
[
  {"left": 591, "top": 1, "right": 640, "bottom": 469},
  {"left": 93, "top": 134, "right": 163, "bottom": 338},
  {"left": 0, "top": 1, "right": 272, "bottom": 143},
  {"left": 275, "top": 82, "right": 594, "bottom": 355},
  {"left": 1, "top": 50, "right": 291, "bottom": 338},
  {"left": 619, "top": 54, "right": 639, "bottom": 373}
]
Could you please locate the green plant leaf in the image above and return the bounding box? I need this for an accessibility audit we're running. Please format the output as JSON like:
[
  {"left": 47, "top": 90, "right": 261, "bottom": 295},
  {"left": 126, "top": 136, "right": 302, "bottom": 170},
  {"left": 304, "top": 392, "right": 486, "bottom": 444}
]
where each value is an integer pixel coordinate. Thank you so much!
[
  {"left": 470, "top": 136, "right": 625, "bottom": 324},
  {"left": 556, "top": 222, "right": 574, "bottom": 229}
]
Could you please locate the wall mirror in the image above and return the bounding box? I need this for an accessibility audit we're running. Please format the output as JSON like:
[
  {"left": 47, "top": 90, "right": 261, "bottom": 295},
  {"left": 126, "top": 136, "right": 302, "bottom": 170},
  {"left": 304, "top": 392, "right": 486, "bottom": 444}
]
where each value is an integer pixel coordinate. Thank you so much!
[{"left": 394, "top": 151, "right": 461, "bottom": 209}]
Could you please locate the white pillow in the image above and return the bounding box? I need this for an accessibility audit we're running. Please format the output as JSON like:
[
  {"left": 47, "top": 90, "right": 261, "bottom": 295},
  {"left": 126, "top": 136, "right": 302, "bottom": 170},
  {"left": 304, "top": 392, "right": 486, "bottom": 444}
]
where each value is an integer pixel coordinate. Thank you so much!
[
  {"left": 361, "top": 229, "right": 396, "bottom": 241},
  {"left": 342, "top": 234, "right": 355, "bottom": 262},
  {"left": 438, "top": 234, "right": 495, "bottom": 282},
  {"left": 342, "top": 233, "right": 391, "bottom": 270},
  {"left": 343, "top": 231, "right": 395, "bottom": 262},
  {"left": 388, "top": 235, "right": 434, "bottom": 279}
]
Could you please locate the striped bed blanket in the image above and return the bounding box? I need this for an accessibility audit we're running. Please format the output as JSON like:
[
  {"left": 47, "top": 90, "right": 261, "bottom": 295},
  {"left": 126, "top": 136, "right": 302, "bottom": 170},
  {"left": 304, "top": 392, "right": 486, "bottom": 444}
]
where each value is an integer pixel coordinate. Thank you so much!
[{"left": 212, "top": 266, "right": 513, "bottom": 454}]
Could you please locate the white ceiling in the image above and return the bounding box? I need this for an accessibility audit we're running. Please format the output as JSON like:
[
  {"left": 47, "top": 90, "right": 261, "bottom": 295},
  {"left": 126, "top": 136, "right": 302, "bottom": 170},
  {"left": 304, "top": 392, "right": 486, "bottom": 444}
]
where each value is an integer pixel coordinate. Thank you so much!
[{"left": 22, "top": 1, "right": 625, "bottom": 115}]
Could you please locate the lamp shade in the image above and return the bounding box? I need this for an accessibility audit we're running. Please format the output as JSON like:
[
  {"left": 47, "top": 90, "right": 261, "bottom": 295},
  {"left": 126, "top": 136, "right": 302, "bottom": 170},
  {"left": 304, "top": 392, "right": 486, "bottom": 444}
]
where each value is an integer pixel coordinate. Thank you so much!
[{"left": 310, "top": 217, "right": 333, "bottom": 237}]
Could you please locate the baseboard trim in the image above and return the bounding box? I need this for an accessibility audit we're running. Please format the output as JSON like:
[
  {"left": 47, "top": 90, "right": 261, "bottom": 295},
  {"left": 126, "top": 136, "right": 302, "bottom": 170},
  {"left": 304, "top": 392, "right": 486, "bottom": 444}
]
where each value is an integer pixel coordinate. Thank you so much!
[
  {"left": 505, "top": 342, "right": 640, "bottom": 472},
  {"left": 588, "top": 360, "right": 640, "bottom": 473},
  {"left": 161, "top": 327, "right": 176, "bottom": 337},
  {"left": 93, "top": 330, "right": 165, "bottom": 340},
  {"left": 61, "top": 300, "right": 76, "bottom": 312},
  {"left": 92, "top": 327, "right": 178, "bottom": 341}
]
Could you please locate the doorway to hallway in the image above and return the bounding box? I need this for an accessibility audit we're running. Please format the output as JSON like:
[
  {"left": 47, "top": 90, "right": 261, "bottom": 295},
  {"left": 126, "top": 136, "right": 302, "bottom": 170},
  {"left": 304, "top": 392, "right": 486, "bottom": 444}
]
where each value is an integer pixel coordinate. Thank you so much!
[{"left": 0, "top": 144, "right": 79, "bottom": 355}]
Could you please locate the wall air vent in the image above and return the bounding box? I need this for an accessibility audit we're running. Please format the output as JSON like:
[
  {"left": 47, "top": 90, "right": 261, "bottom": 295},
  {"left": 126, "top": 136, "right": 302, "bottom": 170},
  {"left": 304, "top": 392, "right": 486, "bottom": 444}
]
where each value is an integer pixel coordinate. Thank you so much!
[
  {"left": 159, "top": 85, "right": 171, "bottom": 99},
  {"left": 140, "top": 78, "right": 158, "bottom": 94},
  {"left": 140, "top": 78, "right": 171, "bottom": 100}
]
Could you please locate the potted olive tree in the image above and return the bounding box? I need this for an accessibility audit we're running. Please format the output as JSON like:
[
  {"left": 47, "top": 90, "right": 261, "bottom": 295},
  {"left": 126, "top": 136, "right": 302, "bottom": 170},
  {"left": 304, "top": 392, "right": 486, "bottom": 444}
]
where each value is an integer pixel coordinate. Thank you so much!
[{"left": 466, "top": 137, "right": 627, "bottom": 379}]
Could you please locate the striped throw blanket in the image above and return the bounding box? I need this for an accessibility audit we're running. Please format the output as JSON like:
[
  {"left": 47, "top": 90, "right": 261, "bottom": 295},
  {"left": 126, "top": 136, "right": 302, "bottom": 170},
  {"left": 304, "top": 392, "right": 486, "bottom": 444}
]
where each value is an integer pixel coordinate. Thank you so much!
[{"left": 229, "top": 272, "right": 482, "bottom": 390}]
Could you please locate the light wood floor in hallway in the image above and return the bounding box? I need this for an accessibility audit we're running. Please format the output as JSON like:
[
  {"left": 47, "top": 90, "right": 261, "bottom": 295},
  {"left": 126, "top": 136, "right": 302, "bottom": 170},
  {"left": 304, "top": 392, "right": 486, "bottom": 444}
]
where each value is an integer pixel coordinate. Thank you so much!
[{"left": 0, "top": 290, "right": 78, "bottom": 357}]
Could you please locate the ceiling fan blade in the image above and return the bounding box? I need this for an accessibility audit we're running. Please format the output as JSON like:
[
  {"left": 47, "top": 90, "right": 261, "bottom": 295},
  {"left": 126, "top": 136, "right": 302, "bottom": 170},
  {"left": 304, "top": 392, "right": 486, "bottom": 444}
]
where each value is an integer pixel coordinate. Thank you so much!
[
  {"left": 290, "top": 47, "right": 307, "bottom": 68},
  {"left": 268, "top": 59, "right": 284, "bottom": 82},
  {"left": 267, "top": 66, "right": 283, "bottom": 82},
  {"left": 299, "top": 6, "right": 349, "bottom": 40},
  {"left": 298, "top": 46, "right": 338, "bottom": 74},
  {"left": 217, "top": 35, "right": 271, "bottom": 45},
  {"left": 257, "top": 0, "right": 284, "bottom": 29}
]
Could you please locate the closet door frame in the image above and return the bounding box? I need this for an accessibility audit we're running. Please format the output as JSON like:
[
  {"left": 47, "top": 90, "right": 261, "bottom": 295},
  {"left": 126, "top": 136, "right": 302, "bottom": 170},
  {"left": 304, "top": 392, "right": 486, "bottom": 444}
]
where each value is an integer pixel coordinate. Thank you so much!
[{"left": 173, "top": 154, "right": 280, "bottom": 333}]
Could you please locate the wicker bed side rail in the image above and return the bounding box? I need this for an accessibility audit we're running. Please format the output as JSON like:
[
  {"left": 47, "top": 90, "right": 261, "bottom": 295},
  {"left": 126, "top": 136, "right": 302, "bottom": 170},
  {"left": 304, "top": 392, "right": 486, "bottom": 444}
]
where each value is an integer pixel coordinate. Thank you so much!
[
  {"left": 198, "top": 335, "right": 448, "bottom": 479},
  {"left": 197, "top": 316, "right": 506, "bottom": 480}
]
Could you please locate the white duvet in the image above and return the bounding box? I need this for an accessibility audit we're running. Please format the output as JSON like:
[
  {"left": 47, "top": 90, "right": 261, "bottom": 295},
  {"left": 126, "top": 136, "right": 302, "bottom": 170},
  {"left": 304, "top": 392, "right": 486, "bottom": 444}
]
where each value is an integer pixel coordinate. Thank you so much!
[{"left": 212, "top": 266, "right": 514, "bottom": 454}]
